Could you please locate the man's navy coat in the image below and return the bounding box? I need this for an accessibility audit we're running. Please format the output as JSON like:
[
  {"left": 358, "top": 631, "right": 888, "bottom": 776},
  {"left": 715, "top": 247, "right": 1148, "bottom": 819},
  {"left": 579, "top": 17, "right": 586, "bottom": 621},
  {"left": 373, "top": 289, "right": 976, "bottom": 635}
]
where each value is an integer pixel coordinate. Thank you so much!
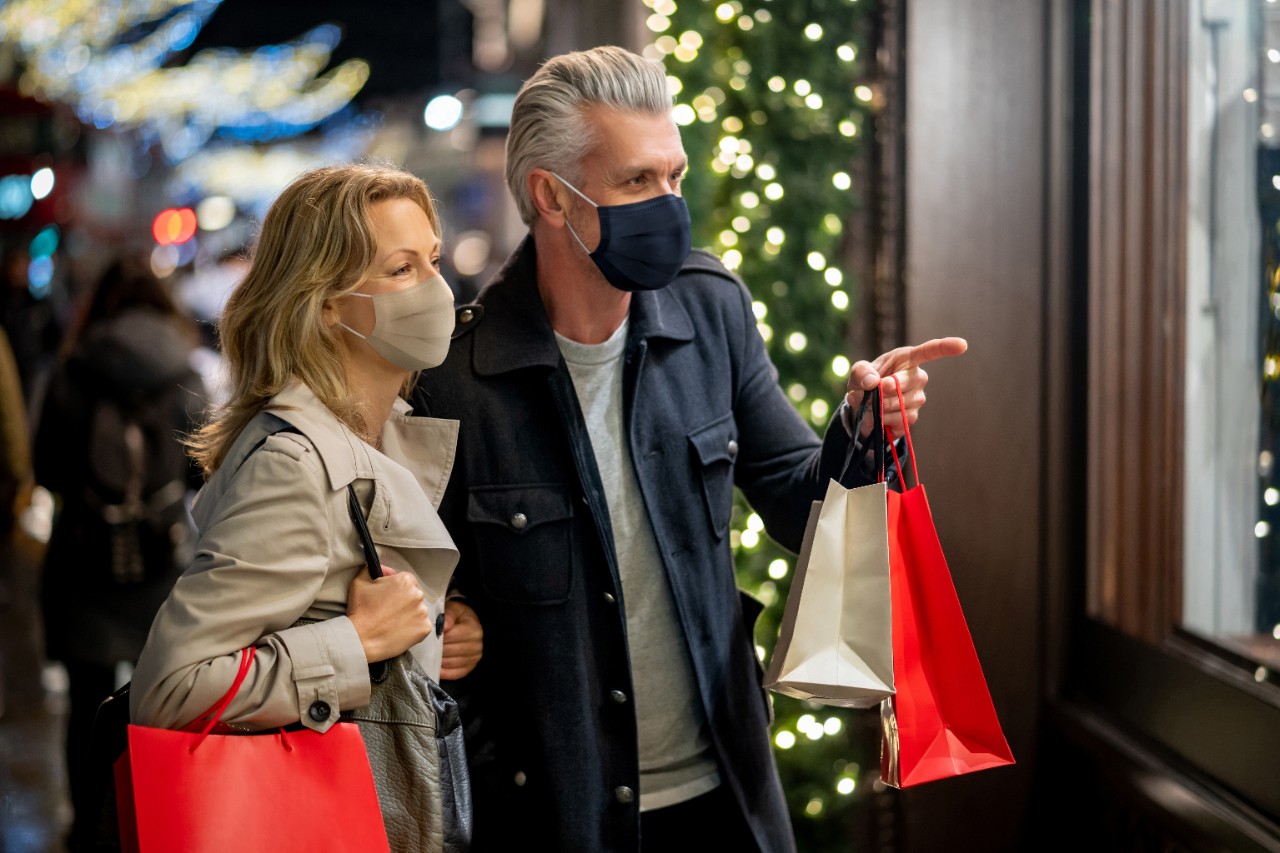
[{"left": 412, "top": 237, "right": 867, "bottom": 852}]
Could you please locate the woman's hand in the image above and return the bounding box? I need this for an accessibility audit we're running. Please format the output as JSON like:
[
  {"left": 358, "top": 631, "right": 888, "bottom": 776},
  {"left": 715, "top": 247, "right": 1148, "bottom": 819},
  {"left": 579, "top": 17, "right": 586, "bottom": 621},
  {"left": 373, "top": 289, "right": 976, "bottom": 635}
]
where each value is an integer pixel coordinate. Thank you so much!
[
  {"left": 347, "top": 567, "right": 433, "bottom": 663},
  {"left": 440, "top": 599, "right": 484, "bottom": 681}
]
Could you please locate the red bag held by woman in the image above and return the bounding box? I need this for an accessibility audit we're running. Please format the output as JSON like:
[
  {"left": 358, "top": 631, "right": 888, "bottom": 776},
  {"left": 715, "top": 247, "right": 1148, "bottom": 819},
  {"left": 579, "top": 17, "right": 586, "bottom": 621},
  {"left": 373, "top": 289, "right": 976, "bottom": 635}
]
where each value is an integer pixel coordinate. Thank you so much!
[{"left": 115, "top": 646, "right": 390, "bottom": 852}]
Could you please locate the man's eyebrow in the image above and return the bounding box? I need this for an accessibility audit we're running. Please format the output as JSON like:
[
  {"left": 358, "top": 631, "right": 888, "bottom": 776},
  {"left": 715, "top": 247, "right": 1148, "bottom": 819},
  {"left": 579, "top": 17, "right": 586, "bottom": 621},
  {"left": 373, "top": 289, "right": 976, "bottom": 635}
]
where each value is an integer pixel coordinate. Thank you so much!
[{"left": 607, "top": 160, "right": 691, "bottom": 180}]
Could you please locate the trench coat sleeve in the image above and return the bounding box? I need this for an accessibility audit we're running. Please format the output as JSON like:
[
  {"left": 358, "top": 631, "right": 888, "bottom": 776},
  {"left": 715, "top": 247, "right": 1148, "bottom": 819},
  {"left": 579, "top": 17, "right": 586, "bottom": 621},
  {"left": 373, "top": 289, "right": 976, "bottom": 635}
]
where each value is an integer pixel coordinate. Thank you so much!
[
  {"left": 727, "top": 280, "right": 861, "bottom": 553},
  {"left": 130, "top": 436, "right": 370, "bottom": 733}
]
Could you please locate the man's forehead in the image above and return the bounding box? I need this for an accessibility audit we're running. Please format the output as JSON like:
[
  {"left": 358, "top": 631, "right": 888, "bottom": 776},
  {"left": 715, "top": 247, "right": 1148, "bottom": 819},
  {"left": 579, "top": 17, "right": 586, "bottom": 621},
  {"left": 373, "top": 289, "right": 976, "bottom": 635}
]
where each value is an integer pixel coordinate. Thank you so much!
[{"left": 582, "top": 105, "right": 687, "bottom": 164}]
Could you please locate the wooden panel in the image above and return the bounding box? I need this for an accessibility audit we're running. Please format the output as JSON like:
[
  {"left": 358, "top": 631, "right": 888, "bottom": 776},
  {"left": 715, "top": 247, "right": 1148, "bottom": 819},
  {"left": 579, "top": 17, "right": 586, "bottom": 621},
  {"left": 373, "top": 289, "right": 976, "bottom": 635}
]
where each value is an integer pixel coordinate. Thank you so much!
[
  {"left": 901, "top": 0, "right": 1053, "bottom": 849},
  {"left": 1086, "top": 0, "right": 1187, "bottom": 643}
]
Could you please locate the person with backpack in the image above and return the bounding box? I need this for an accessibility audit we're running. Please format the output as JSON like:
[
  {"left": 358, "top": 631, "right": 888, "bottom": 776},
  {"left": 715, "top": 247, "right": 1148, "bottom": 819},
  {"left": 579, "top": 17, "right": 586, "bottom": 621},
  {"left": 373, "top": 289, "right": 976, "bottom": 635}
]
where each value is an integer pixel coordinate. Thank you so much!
[{"left": 33, "top": 257, "right": 207, "bottom": 849}]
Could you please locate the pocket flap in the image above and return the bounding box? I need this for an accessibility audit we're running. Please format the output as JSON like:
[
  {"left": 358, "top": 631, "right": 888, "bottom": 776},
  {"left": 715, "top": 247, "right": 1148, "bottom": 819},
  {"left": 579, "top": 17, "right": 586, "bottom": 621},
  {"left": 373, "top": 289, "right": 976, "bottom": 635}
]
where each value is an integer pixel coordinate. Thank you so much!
[
  {"left": 466, "top": 484, "right": 574, "bottom": 534},
  {"left": 688, "top": 414, "right": 738, "bottom": 466}
]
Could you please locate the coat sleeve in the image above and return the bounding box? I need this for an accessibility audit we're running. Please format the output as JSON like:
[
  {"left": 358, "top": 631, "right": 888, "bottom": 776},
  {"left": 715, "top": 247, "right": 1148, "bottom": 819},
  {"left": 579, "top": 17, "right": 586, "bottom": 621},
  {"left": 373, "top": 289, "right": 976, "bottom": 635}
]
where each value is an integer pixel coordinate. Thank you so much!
[
  {"left": 727, "top": 279, "right": 863, "bottom": 553},
  {"left": 129, "top": 435, "right": 370, "bottom": 732}
]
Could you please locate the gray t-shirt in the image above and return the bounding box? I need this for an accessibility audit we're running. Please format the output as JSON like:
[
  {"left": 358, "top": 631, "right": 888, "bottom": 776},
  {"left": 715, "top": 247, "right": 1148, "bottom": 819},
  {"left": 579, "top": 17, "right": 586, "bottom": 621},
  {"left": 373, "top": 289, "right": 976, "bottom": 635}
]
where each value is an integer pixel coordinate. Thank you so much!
[{"left": 555, "top": 319, "right": 720, "bottom": 811}]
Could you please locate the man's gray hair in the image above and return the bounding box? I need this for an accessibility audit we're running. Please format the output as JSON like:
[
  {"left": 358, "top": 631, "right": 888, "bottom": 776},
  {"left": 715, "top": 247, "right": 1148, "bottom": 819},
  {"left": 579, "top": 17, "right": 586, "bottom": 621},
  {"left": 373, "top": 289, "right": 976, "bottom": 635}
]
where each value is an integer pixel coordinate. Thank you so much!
[{"left": 506, "top": 46, "right": 673, "bottom": 225}]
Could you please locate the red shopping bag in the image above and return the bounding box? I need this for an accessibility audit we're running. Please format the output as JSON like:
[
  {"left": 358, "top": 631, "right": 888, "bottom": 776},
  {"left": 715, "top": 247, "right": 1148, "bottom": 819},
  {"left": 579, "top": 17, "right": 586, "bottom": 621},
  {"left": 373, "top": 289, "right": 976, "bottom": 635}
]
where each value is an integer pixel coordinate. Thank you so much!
[
  {"left": 878, "top": 379, "right": 1015, "bottom": 788},
  {"left": 115, "top": 647, "right": 390, "bottom": 852}
]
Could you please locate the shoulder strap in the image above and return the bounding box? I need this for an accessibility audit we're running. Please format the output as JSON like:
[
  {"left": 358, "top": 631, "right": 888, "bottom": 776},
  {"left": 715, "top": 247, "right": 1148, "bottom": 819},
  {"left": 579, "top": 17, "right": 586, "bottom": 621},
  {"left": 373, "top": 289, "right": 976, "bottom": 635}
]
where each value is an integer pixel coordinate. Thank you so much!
[{"left": 231, "top": 415, "right": 301, "bottom": 475}]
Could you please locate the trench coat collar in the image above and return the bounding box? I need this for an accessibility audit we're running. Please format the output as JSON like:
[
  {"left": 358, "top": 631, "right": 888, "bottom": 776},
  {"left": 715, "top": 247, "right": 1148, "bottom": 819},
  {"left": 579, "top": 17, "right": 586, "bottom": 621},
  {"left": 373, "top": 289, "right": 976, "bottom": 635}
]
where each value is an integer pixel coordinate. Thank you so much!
[
  {"left": 472, "top": 235, "right": 696, "bottom": 378},
  {"left": 266, "top": 382, "right": 458, "bottom": 510}
]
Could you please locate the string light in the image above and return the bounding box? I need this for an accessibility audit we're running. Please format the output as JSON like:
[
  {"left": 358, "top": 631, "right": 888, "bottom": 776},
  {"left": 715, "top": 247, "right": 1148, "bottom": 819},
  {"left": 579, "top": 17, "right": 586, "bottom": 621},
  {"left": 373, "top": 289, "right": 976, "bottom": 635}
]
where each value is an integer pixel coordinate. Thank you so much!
[{"left": 2, "top": 6, "right": 369, "bottom": 156}]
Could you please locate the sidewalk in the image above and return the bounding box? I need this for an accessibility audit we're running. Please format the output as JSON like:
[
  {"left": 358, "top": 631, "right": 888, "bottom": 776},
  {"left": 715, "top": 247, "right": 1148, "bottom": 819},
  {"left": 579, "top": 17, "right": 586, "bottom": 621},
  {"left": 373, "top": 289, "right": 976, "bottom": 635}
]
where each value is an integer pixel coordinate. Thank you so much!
[{"left": 0, "top": 529, "right": 70, "bottom": 853}]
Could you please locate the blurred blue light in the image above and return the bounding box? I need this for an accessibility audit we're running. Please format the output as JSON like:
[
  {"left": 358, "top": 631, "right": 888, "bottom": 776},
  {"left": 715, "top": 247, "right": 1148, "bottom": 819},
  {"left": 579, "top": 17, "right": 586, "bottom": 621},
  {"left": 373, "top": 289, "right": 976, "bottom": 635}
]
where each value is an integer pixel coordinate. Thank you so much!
[
  {"left": 308, "top": 25, "right": 342, "bottom": 50},
  {"left": 0, "top": 175, "right": 33, "bottom": 219},
  {"left": 170, "top": 15, "right": 198, "bottom": 51},
  {"left": 30, "top": 225, "right": 59, "bottom": 259},
  {"left": 28, "top": 256, "right": 54, "bottom": 298}
]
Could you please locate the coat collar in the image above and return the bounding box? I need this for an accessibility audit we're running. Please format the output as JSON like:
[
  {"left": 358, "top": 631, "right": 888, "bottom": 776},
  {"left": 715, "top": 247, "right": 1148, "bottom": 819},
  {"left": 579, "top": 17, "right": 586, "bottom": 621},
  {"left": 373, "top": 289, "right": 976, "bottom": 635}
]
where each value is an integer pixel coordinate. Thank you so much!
[
  {"left": 265, "top": 382, "right": 458, "bottom": 509},
  {"left": 472, "top": 235, "right": 695, "bottom": 378}
]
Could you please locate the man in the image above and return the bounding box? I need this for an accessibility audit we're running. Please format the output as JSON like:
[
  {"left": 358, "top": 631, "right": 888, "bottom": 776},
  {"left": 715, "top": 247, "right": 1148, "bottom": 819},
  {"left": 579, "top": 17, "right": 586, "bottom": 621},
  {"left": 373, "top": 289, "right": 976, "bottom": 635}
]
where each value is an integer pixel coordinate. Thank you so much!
[{"left": 415, "top": 46, "right": 966, "bottom": 852}]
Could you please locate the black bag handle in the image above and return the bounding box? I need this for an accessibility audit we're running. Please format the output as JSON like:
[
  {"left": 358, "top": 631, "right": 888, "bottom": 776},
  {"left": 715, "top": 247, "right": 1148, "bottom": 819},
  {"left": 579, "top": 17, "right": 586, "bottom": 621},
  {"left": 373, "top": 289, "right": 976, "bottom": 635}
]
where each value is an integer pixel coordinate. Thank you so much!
[
  {"left": 346, "top": 484, "right": 383, "bottom": 580},
  {"left": 837, "top": 387, "right": 884, "bottom": 488}
]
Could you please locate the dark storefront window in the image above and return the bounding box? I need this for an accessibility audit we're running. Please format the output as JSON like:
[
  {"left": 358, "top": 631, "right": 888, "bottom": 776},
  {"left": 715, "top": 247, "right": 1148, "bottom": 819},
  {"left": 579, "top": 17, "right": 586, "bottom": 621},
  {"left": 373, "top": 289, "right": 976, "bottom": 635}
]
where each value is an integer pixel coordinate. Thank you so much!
[{"left": 1180, "top": 0, "right": 1280, "bottom": 679}]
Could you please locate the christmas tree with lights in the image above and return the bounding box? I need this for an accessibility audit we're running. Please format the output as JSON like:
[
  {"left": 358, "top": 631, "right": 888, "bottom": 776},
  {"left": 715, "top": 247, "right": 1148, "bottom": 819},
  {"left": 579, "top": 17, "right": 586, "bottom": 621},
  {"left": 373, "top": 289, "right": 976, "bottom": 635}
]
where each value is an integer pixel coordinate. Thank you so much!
[{"left": 645, "top": 0, "right": 885, "bottom": 847}]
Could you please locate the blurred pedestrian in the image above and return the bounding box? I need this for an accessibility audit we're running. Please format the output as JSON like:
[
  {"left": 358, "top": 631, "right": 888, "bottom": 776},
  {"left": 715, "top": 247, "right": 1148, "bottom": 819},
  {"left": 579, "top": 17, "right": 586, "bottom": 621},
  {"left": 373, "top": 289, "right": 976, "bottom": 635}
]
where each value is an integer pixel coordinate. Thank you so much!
[
  {"left": 0, "top": 325, "right": 31, "bottom": 721},
  {"left": 33, "top": 257, "right": 206, "bottom": 850},
  {"left": 1, "top": 244, "right": 62, "bottom": 409}
]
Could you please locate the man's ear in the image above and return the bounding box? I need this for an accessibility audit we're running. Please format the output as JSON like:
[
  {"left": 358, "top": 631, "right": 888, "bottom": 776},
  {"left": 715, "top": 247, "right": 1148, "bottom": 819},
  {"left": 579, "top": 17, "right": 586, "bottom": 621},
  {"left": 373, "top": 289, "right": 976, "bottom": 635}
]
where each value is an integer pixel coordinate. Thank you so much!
[{"left": 528, "top": 169, "right": 567, "bottom": 226}]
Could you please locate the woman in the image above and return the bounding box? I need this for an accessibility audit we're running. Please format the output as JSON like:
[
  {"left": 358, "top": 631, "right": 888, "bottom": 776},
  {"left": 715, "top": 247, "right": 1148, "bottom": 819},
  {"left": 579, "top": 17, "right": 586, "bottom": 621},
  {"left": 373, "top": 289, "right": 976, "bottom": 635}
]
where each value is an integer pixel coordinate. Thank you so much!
[
  {"left": 131, "top": 164, "right": 478, "bottom": 849},
  {"left": 34, "top": 258, "right": 205, "bottom": 849}
]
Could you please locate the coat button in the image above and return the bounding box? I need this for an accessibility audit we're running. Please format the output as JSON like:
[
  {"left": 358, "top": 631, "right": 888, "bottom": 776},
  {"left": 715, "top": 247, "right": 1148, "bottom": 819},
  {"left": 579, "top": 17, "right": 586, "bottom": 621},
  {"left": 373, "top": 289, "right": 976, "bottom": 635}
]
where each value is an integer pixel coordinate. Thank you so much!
[
  {"left": 511, "top": 512, "right": 528, "bottom": 530},
  {"left": 609, "top": 690, "right": 628, "bottom": 705},
  {"left": 727, "top": 439, "right": 739, "bottom": 457},
  {"left": 603, "top": 592, "right": 616, "bottom": 604},
  {"left": 435, "top": 612, "right": 445, "bottom": 637},
  {"left": 459, "top": 308, "right": 474, "bottom": 324},
  {"left": 614, "top": 786, "right": 635, "bottom": 804},
  {"left": 514, "top": 771, "right": 527, "bottom": 787},
  {"left": 308, "top": 701, "right": 331, "bottom": 722}
]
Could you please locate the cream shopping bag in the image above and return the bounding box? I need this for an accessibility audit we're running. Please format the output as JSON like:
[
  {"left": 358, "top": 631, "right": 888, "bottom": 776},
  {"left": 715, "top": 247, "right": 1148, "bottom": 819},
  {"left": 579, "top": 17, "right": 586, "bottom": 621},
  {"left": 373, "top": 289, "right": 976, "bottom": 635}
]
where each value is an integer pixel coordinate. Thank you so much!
[{"left": 763, "top": 474, "right": 895, "bottom": 708}]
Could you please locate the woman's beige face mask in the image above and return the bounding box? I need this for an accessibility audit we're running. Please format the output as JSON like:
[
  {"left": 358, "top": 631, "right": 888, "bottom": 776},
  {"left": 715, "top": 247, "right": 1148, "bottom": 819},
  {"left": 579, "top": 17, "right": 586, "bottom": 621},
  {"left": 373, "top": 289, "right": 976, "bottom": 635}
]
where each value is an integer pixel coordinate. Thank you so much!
[{"left": 338, "top": 274, "right": 455, "bottom": 371}]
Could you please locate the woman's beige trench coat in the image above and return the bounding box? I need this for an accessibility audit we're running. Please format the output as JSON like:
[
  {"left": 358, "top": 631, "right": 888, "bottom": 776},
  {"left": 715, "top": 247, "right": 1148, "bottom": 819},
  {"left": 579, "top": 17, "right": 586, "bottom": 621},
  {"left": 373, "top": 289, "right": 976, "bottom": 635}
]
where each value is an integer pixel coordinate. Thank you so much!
[{"left": 131, "top": 381, "right": 460, "bottom": 733}]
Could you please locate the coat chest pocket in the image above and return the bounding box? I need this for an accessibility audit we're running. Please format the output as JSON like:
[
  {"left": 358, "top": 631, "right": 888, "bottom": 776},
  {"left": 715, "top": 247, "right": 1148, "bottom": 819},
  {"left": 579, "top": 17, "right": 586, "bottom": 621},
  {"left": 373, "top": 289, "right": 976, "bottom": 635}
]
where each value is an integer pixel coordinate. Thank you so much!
[
  {"left": 687, "top": 414, "right": 738, "bottom": 540},
  {"left": 467, "top": 484, "right": 575, "bottom": 605}
]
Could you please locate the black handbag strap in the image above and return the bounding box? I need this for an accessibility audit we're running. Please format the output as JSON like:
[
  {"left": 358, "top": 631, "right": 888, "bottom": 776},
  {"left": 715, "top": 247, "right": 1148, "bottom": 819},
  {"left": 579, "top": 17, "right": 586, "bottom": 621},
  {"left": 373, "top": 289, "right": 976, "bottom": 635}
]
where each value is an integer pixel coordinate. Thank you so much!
[{"left": 347, "top": 484, "right": 383, "bottom": 580}]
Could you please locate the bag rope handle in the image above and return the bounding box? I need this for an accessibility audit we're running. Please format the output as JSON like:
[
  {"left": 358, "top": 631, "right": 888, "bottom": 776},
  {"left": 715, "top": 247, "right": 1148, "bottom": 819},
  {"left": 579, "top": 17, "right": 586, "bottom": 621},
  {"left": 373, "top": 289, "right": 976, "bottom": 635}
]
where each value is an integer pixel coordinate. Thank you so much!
[
  {"left": 186, "top": 646, "right": 257, "bottom": 751},
  {"left": 881, "top": 375, "right": 920, "bottom": 486}
]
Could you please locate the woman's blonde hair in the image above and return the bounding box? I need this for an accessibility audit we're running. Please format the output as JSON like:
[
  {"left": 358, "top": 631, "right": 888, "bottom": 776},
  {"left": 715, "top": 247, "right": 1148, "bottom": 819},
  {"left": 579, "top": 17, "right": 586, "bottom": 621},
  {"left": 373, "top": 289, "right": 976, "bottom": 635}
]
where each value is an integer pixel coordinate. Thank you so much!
[{"left": 188, "top": 163, "right": 439, "bottom": 475}]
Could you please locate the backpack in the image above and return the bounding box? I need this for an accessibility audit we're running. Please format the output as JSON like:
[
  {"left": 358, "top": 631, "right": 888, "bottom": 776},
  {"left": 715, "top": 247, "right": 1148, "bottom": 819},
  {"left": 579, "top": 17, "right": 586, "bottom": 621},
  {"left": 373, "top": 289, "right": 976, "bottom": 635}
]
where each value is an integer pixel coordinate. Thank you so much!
[{"left": 81, "top": 390, "right": 189, "bottom": 584}]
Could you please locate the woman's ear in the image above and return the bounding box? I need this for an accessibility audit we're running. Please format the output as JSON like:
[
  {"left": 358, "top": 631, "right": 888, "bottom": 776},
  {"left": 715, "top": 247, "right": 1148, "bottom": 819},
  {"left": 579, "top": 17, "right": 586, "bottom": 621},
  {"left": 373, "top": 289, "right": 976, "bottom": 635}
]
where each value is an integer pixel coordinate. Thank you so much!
[
  {"left": 528, "top": 169, "right": 567, "bottom": 226},
  {"left": 321, "top": 297, "right": 341, "bottom": 328}
]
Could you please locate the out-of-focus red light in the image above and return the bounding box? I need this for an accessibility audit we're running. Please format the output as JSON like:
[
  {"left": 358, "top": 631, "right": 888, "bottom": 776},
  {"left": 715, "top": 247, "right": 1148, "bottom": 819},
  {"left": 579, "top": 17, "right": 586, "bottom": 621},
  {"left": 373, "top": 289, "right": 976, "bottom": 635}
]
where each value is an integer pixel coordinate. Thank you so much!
[{"left": 152, "top": 208, "right": 198, "bottom": 245}]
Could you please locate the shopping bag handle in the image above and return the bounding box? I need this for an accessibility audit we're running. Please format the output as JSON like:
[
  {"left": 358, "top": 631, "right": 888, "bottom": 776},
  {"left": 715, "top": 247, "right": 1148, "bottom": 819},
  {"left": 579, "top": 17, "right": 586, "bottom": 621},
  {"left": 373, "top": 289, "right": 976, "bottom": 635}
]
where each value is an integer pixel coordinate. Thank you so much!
[
  {"left": 881, "top": 376, "right": 919, "bottom": 486},
  {"left": 839, "top": 386, "right": 884, "bottom": 488},
  {"left": 185, "top": 646, "right": 257, "bottom": 750}
]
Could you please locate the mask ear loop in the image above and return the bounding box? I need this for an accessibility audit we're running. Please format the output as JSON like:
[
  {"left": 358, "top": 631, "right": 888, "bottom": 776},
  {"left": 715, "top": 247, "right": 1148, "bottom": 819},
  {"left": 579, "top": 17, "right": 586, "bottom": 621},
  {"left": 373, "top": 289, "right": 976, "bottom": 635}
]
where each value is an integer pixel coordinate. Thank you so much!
[
  {"left": 549, "top": 171, "right": 599, "bottom": 257},
  {"left": 336, "top": 291, "right": 374, "bottom": 340}
]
